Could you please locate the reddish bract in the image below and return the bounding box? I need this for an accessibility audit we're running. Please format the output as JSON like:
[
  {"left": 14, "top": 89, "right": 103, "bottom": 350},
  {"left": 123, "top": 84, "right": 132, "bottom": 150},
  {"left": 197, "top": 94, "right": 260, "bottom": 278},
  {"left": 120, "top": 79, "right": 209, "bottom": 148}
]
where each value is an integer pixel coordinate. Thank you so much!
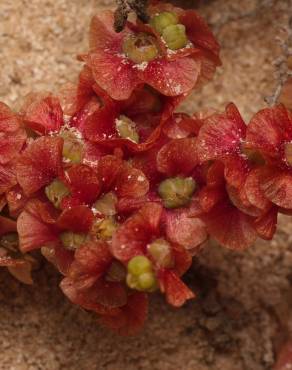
[
  {"left": 196, "top": 103, "right": 249, "bottom": 189},
  {"left": 157, "top": 137, "right": 198, "bottom": 176},
  {"left": 56, "top": 206, "right": 94, "bottom": 233},
  {"left": 0, "top": 162, "right": 18, "bottom": 195},
  {"left": 83, "top": 7, "right": 220, "bottom": 101},
  {"left": 0, "top": 103, "right": 26, "bottom": 166},
  {"left": 17, "top": 207, "right": 55, "bottom": 252},
  {"left": 16, "top": 136, "right": 64, "bottom": 196},
  {"left": 197, "top": 162, "right": 268, "bottom": 250},
  {"left": 158, "top": 269, "right": 195, "bottom": 307},
  {"left": 96, "top": 155, "right": 149, "bottom": 199},
  {"left": 101, "top": 292, "right": 148, "bottom": 336},
  {"left": 74, "top": 82, "right": 182, "bottom": 153},
  {"left": 246, "top": 106, "right": 292, "bottom": 209},
  {"left": 20, "top": 92, "right": 64, "bottom": 135},
  {"left": 0, "top": 103, "right": 26, "bottom": 198},
  {"left": 59, "top": 66, "right": 99, "bottom": 116},
  {"left": 0, "top": 216, "right": 16, "bottom": 236},
  {"left": 200, "top": 196, "right": 258, "bottom": 250},
  {"left": 60, "top": 241, "right": 127, "bottom": 312},
  {"left": 112, "top": 203, "right": 195, "bottom": 306},
  {"left": 63, "top": 164, "right": 101, "bottom": 205},
  {"left": 17, "top": 199, "right": 94, "bottom": 253},
  {"left": 164, "top": 208, "right": 207, "bottom": 255},
  {"left": 6, "top": 185, "right": 28, "bottom": 218}
]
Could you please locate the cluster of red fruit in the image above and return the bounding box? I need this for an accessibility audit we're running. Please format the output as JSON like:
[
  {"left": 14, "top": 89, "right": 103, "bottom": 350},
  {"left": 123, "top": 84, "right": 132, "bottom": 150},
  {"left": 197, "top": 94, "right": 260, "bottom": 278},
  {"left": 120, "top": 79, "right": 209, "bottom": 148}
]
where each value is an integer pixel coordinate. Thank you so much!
[{"left": 0, "top": 2, "right": 291, "bottom": 335}]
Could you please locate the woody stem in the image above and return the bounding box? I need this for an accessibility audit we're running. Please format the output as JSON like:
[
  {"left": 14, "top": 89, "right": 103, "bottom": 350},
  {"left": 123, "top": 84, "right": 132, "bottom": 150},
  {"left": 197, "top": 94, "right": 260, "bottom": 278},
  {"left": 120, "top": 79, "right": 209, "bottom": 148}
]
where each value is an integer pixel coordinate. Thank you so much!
[{"left": 114, "top": 0, "right": 149, "bottom": 32}]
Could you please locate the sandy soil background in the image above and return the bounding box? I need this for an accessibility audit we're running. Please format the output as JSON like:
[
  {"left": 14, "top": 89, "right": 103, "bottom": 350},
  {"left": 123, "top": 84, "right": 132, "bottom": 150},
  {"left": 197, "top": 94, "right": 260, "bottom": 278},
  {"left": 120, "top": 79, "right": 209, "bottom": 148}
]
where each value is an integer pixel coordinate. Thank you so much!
[{"left": 1, "top": 0, "right": 292, "bottom": 369}]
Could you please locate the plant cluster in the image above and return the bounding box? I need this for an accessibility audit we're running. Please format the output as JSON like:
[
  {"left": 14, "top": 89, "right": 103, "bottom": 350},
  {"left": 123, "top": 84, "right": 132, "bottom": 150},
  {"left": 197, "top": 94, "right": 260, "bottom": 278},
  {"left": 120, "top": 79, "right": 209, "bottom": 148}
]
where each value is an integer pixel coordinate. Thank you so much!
[{"left": 0, "top": 1, "right": 291, "bottom": 335}]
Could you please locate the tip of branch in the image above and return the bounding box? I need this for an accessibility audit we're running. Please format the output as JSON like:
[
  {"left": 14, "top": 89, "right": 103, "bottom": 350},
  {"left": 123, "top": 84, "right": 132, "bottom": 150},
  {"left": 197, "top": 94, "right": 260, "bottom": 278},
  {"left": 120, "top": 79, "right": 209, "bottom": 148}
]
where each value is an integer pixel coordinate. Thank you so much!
[
  {"left": 114, "top": 9, "right": 128, "bottom": 33},
  {"left": 114, "top": 0, "right": 149, "bottom": 33}
]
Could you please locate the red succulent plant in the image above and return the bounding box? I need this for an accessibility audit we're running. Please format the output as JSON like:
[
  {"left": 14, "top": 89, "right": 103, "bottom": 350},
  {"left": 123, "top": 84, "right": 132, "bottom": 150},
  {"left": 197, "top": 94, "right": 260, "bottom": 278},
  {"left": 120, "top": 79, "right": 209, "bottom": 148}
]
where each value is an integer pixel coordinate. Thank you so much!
[{"left": 1, "top": 0, "right": 291, "bottom": 342}]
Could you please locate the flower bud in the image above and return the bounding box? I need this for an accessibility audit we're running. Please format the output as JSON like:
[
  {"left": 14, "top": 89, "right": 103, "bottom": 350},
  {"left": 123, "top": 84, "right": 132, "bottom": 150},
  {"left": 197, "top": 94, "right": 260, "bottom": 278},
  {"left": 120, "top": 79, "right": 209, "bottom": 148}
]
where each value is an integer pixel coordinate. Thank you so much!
[
  {"left": 126, "top": 273, "right": 139, "bottom": 290},
  {"left": 138, "top": 272, "right": 157, "bottom": 290},
  {"left": 158, "top": 176, "right": 196, "bottom": 208},
  {"left": 162, "top": 24, "right": 188, "bottom": 50},
  {"left": 92, "top": 192, "right": 117, "bottom": 216},
  {"left": 60, "top": 130, "right": 83, "bottom": 164},
  {"left": 45, "top": 179, "right": 70, "bottom": 209},
  {"left": 126, "top": 255, "right": 158, "bottom": 292},
  {"left": 115, "top": 115, "right": 139, "bottom": 143},
  {"left": 93, "top": 217, "right": 118, "bottom": 241},
  {"left": 127, "top": 255, "right": 152, "bottom": 276},
  {"left": 122, "top": 33, "right": 159, "bottom": 64},
  {"left": 148, "top": 238, "right": 174, "bottom": 268},
  {"left": 150, "top": 11, "right": 179, "bottom": 35},
  {"left": 60, "top": 231, "right": 88, "bottom": 250}
]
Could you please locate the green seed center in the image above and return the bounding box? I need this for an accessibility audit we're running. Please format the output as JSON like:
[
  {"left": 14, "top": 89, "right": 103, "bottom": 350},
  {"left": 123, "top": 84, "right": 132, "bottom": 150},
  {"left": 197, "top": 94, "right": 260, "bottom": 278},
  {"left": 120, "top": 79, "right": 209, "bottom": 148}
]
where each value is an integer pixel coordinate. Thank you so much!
[
  {"left": 60, "top": 129, "right": 83, "bottom": 164},
  {"left": 148, "top": 238, "right": 174, "bottom": 268},
  {"left": 92, "top": 192, "right": 117, "bottom": 216},
  {"left": 126, "top": 255, "right": 158, "bottom": 292},
  {"left": 158, "top": 176, "right": 196, "bottom": 209},
  {"left": 45, "top": 179, "right": 70, "bottom": 209},
  {"left": 92, "top": 217, "right": 118, "bottom": 241},
  {"left": 115, "top": 115, "right": 139, "bottom": 143},
  {"left": 150, "top": 11, "right": 179, "bottom": 35},
  {"left": 162, "top": 24, "right": 188, "bottom": 50},
  {"left": 150, "top": 12, "right": 188, "bottom": 50},
  {"left": 122, "top": 33, "right": 159, "bottom": 64},
  {"left": 60, "top": 231, "right": 88, "bottom": 250}
]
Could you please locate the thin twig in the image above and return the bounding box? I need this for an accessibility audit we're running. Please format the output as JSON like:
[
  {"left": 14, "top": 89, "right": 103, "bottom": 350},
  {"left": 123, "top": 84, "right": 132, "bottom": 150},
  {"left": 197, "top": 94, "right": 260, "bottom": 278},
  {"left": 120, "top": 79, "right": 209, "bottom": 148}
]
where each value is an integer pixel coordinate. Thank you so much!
[
  {"left": 265, "top": 16, "right": 292, "bottom": 106},
  {"left": 114, "top": 0, "right": 149, "bottom": 32}
]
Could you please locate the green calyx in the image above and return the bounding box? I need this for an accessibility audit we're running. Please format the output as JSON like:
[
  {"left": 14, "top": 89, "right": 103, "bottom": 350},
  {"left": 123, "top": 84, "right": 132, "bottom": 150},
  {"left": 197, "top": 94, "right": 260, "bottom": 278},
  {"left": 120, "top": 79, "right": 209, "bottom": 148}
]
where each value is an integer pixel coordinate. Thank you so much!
[
  {"left": 128, "top": 255, "right": 152, "bottom": 275},
  {"left": 60, "top": 130, "right": 83, "bottom": 164},
  {"left": 115, "top": 115, "right": 139, "bottom": 143},
  {"left": 150, "top": 11, "right": 179, "bottom": 35},
  {"left": 93, "top": 217, "right": 118, "bottom": 241},
  {"left": 92, "top": 192, "right": 118, "bottom": 216},
  {"left": 60, "top": 231, "right": 88, "bottom": 251},
  {"left": 148, "top": 238, "right": 174, "bottom": 268},
  {"left": 45, "top": 179, "right": 70, "bottom": 209},
  {"left": 162, "top": 24, "right": 188, "bottom": 50},
  {"left": 122, "top": 33, "right": 159, "bottom": 64},
  {"left": 126, "top": 255, "right": 158, "bottom": 292},
  {"left": 158, "top": 176, "right": 196, "bottom": 209},
  {"left": 150, "top": 11, "right": 188, "bottom": 50}
]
